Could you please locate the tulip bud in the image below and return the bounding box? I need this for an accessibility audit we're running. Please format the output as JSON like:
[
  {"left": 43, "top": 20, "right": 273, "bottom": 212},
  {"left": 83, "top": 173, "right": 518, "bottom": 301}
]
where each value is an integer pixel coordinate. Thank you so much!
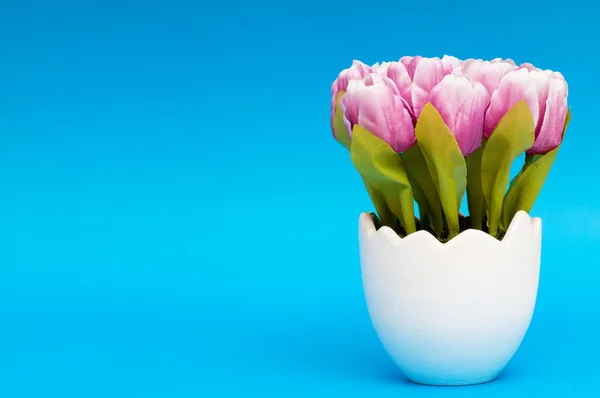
[
  {"left": 387, "top": 56, "right": 448, "bottom": 118},
  {"left": 441, "top": 55, "right": 463, "bottom": 74},
  {"left": 341, "top": 73, "right": 416, "bottom": 153},
  {"left": 484, "top": 68, "right": 568, "bottom": 154},
  {"left": 520, "top": 64, "right": 568, "bottom": 97},
  {"left": 371, "top": 61, "right": 392, "bottom": 76},
  {"left": 529, "top": 76, "right": 568, "bottom": 154},
  {"left": 517, "top": 62, "right": 537, "bottom": 72},
  {"left": 459, "top": 58, "right": 516, "bottom": 96},
  {"left": 429, "top": 73, "right": 490, "bottom": 156},
  {"left": 330, "top": 60, "right": 372, "bottom": 141},
  {"left": 331, "top": 60, "right": 372, "bottom": 101}
]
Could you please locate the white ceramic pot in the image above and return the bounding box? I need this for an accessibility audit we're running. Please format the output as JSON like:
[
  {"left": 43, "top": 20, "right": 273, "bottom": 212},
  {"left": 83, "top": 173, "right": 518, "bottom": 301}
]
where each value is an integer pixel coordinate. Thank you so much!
[{"left": 359, "top": 210, "right": 541, "bottom": 386}]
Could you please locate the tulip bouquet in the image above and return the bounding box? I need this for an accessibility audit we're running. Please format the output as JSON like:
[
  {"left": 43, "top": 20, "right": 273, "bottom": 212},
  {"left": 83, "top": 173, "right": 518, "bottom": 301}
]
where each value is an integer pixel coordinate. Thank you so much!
[{"left": 331, "top": 56, "right": 570, "bottom": 242}]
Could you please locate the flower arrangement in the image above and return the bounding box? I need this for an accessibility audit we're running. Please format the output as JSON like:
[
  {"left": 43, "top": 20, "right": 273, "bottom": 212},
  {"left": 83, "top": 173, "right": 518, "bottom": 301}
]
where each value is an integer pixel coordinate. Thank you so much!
[{"left": 331, "top": 56, "right": 570, "bottom": 241}]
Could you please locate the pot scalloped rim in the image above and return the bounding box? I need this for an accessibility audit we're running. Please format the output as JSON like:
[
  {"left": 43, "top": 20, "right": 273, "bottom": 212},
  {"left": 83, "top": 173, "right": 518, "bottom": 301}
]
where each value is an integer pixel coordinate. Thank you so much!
[{"left": 359, "top": 210, "right": 541, "bottom": 386}]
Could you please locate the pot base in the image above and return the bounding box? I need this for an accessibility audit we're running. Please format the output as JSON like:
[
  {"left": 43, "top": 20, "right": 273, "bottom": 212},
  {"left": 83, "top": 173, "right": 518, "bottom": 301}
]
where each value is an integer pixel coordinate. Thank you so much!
[{"left": 406, "top": 373, "right": 500, "bottom": 387}]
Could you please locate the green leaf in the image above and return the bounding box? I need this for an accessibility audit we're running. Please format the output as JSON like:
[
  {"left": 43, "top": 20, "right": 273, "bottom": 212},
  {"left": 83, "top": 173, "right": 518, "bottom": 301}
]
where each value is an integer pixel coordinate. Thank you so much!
[
  {"left": 402, "top": 144, "right": 444, "bottom": 236},
  {"left": 350, "top": 125, "right": 416, "bottom": 234},
  {"left": 481, "top": 100, "right": 535, "bottom": 237},
  {"left": 500, "top": 109, "right": 571, "bottom": 229},
  {"left": 414, "top": 103, "right": 467, "bottom": 238},
  {"left": 465, "top": 142, "right": 486, "bottom": 230},
  {"left": 332, "top": 90, "right": 351, "bottom": 150},
  {"left": 361, "top": 177, "right": 396, "bottom": 229}
]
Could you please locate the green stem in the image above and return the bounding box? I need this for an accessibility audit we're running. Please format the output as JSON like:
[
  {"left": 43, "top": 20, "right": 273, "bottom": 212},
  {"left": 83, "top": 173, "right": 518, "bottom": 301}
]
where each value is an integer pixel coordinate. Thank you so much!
[
  {"left": 465, "top": 143, "right": 486, "bottom": 230},
  {"left": 401, "top": 146, "right": 444, "bottom": 237}
]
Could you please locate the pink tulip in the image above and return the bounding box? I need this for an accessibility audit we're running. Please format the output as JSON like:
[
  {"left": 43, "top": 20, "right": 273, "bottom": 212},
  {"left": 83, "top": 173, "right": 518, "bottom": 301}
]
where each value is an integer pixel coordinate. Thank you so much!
[
  {"left": 459, "top": 58, "right": 517, "bottom": 96},
  {"left": 484, "top": 68, "right": 568, "bottom": 154},
  {"left": 517, "top": 62, "right": 537, "bottom": 72},
  {"left": 340, "top": 73, "right": 416, "bottom": 153},
  {"left": 386, "top": 62, "right": 413, "bottom": 113},
  {"left": 331, "top": 60, "right": 372, "bottom": 100},
  {"left": 387, "top": 56, "right": 448, "bottom": 118},
  {"left": 371, "top": 61, "right": 392, "bottom": 76},
  {"left": 545, "top": 69, "right": 566, "bottom": 82},
  {"left": 517, "top": 62, "right": 569, "bottom": 96},
  {"left": 441, "top": 55, "right": 463, "bottom": 74},
  {"left": 529, "top": 76, "right": 569, "bottom": 154},
  {"left": 429, "top": 73, "right": 490, "bottom": 156},
  {"left": 330, "top": 60, "right": 372, "bottom": 137}
]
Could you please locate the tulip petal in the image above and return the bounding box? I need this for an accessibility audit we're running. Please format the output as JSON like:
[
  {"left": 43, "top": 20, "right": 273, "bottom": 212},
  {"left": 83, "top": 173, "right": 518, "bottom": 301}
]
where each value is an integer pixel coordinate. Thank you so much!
[
  {"left": 341, "top": 77, "right": 372, "bottom": 135},
  {"left": 484, "top": 69, "right": 540, "bottom": 138},
  {"left": 429, "top": 74, "right": 471, "bottom": 136},
  {"left": 364, "top": 73, "right": 400, "bottom": 95},
  {"left": 491, "top": 58, "right": 516, "bottom": 66},
  {"left": 461, "top": 58, "right": 517, "bottom": 97},
  {"left": 331, "top": 60, "right": 372, "bottom": 140},
  {"left": 340, "top": 80, "right": 361, "bottom": 138},
  {"left": 527, "top": 70, "right": 551, "bottom": 133},
  {"left": 517, "top": 62, "right": 539, "bottom": 72},
  {"left": 528, "top": 77, "right": 568, "bottom": 154},
  {"left": 341, "top": 74, "right": 416, "bottom": 153},
  {"left": 454, "top": 82, "right": 490, "bottom": 156},
  {"left": 429, "top": 74, "right": 489, "bottom": 156},
  {"left": 372, "top": 61, "right": 392, "bottom": 76},
  {"left": 400, "top": 56, "right": 422, "bottom": 80},
  {"left": 331, "top": 60, "right": 372, "bottom": 97},
  {"left": 411, "top": 58, "right": 446, "bottom": 117},
  {"left": 356, "top": 83, "right": 416, "bottom": 153},
  {"left": 441, "top": 55, "right": 463, "bottom": 74},
  {"left": 387, "top": 62, "right": 413, "bottom": 110},
  {"left": 545, "top": 70, "right": 568, "bottom": 95}
]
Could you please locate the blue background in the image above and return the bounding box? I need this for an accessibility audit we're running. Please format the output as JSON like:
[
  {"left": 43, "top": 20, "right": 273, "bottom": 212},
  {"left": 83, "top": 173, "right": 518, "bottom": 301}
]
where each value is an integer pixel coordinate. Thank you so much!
[{"left": 2, "top": 0, "right": 599, "bottom": 396}]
